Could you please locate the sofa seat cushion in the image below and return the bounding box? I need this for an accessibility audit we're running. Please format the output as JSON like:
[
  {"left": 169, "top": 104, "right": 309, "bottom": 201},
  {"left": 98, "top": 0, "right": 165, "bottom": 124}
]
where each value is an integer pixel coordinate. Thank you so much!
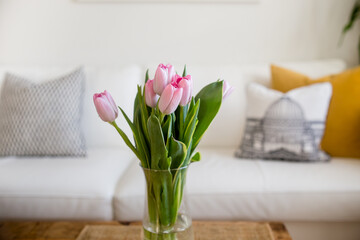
[
  {"left": 0, "top": 147, "right": 133, "bottom": 220},
  {"left": 114, "top": 148, "right": 360, "bottom": 222}
]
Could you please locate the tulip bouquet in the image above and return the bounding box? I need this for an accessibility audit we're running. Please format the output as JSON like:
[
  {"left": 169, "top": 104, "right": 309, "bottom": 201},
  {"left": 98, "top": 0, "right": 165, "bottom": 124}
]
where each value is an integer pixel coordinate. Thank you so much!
[{"left": 94, "top": 64, "right": 233, "bottom": 240}]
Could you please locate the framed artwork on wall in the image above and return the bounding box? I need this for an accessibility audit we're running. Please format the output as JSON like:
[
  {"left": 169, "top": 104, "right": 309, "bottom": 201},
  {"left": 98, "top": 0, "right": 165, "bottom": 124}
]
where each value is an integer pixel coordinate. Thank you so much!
[{"left": 74, "top": 0, "right": 259, "bottom": 3}]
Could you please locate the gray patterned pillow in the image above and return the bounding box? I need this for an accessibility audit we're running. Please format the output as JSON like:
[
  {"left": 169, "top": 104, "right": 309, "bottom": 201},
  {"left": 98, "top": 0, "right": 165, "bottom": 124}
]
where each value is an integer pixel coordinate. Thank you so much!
[{"left": 0, "top": 68, "right": 86, "bottom": 157}]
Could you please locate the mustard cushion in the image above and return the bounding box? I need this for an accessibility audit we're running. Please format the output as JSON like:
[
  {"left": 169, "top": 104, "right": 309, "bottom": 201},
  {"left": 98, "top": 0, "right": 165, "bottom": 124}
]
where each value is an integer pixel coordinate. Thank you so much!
[{"left": 271, "top": 65, "right": 360, "bottom": 158}]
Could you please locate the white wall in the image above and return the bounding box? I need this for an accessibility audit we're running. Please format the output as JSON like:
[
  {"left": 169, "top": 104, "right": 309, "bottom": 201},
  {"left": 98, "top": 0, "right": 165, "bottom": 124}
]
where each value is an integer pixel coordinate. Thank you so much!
[{"left": 0, "top": 0, "right": 359, "bottom": 68}]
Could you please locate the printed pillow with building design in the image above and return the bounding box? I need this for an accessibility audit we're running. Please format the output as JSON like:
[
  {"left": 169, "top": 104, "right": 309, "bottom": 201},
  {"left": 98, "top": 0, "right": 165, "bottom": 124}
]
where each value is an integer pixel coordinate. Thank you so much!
[{"left": 235, "top": 82, "right": 332, "bottom": 162}]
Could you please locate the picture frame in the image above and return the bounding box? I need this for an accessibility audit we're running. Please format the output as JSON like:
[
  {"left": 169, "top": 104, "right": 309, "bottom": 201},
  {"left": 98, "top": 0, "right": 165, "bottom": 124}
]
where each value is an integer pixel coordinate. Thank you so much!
[{"left": 74, "top": 0, "right": 259, "bottom": 3}]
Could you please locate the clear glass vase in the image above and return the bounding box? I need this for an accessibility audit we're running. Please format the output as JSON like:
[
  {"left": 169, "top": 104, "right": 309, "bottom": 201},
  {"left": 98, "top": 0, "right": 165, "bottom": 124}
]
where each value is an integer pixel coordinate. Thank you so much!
[{"left": 141, "top": 165, "right": 194, "bottom": 240}]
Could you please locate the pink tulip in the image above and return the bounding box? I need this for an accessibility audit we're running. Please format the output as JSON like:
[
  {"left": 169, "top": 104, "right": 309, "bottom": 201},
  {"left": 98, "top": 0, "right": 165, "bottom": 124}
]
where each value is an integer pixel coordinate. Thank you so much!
[
  {"left": 153, "top": 64, "right": 175, "bottom": 95},
  {"left": 145, "top": 79, "right": 159, "bottom": 108},
  {"left": 93, "top": 90, "right": 119, "bottom": 122},
  {"left": 173, "top": 74, "right": 193, "bottom": 106},
  {"left": 222, "top": 80, "right": 234, "bottom": 100},
  {"left": 158, "top": 83, "right": 183, "bottom": 115}
]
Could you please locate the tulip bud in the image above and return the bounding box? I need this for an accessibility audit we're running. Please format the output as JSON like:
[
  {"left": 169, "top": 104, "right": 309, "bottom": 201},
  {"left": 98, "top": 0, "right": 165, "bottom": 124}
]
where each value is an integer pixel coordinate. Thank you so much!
[
  {"left": 153, "top": 64, "right": 175, "bottom": 95},
  {"left": 174, "top": 74, "right": 193, "bottom": 106},
  {"left": 158, "top": 83, "right": 183, "bottom": 115},
  {"left": 93, "top": 90, "right": 119, "bottom": 122},
  {"left": 222, "top": 80, "right": 234, "bottom": 100},
  {"left": 145, "top": 79, "right": 159, "bottom": 108}
]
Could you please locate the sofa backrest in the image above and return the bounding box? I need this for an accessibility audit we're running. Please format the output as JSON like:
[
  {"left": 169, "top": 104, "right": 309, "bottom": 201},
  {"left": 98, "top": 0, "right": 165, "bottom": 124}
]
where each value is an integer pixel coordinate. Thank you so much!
[
  {"left": 0, "top": 59, "right": 346, "bottom": 150},
  {"left": 176, "top": 59, "right": 346, "bottom": 148}
]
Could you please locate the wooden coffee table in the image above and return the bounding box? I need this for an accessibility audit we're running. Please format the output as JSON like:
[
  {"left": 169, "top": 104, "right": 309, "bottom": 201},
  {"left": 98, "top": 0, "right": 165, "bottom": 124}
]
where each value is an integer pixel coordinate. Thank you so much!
[{"left": 0, "top": 221, "right": 292, "bottom": 240}]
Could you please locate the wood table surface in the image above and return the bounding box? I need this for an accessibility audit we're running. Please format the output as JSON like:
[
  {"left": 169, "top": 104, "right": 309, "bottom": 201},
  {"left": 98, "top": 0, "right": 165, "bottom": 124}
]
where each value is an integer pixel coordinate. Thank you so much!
[{"left": 0, "top": 221, "right": 292, "bottom": 240}]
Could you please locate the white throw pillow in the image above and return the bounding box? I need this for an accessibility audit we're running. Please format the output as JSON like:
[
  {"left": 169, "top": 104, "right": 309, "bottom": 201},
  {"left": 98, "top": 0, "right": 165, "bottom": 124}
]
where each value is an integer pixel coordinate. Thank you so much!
[{"left": 236, "top": 82, "right": 332, "bottom": 162}]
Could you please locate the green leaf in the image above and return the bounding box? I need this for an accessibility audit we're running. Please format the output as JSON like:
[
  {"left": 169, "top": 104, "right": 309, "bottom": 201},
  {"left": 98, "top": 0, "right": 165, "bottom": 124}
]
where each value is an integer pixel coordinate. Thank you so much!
[
  {"left": 189, "top": 97, "right": 195, "bottom": 109},
  {"left": 192, "top": 81, "right": 223, "bottom": 153},
  {"left": 119, "top": 107, "right": 137, "bottom": 139},
  {"left": 340, "top": 1, "right": 360, "bottom": 46},
  {"left": 168, "top": 137, "right": 187, "bottom": 169},
  {"left": 133, "top": 91, "right": 140, "bottom": 123},
  {"left": 147, "top": 114, "right": 169, "bottom": 170},
  {"left": 177, "top": 105, "right": 188, "bottom": 141},
  {"left": 148, "top": 170, "right": 173, "bottom": 227},
  {"left": 162, "top": 115, "right": 172, "bottom": 145},
  {"left": 183, "top": 99, "right": 199, "bottom": 166},
  {"left": 182, "top": 65, "right": 187, "bottom": 77},
  {"left": 171, "top": 112, "right": 176, "bottom": 136},
  {"left": 158, "top": 170, "right": 173, "bottom": 226},
  {"left": 134, "top": 112, "right": 150, "bottom": 168},
  {"left": 145, "top": 181, "right": 158, "bottom": 225},
  {"left": 171, "top": 169, "right": 184, "bottom": 223},
  {"left": 138, "top": 85, "right": 150, "bottom": 143},
  {"left": 110, "top": 121, "right": 141, "bottom": 162},
  {"left": 145, "top": 69, "right": 150, "bottom": 84},
  {"left": 191, "top": 152, "right": 201, "bottom": 162},
  {"left": 183, "top": 99, "right": 200, "bottom": 148},
  {"left": 160, "top": 176, "right": 172, "bottom": 226},
  {"left": 343, "top": 1, "right": 360, "bottom": 34},
  {"left": 119, "top": 106, "right": 150, "bottom": 168},
  {"left": 358, "top": 35, "right": 360, "bottom": 62}
]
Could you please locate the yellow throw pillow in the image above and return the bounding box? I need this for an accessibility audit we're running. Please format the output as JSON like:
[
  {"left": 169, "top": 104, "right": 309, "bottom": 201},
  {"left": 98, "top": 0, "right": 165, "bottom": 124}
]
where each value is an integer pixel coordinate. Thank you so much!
[{"left": 271, "top": 65, "right": 360, "bottom": 158}]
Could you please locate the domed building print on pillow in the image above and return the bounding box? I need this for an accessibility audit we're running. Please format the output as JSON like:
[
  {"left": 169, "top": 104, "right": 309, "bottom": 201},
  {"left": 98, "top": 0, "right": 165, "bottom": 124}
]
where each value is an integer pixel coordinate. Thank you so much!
[{"left": 236, "top": 82, "right": 332, "bottom": 162}]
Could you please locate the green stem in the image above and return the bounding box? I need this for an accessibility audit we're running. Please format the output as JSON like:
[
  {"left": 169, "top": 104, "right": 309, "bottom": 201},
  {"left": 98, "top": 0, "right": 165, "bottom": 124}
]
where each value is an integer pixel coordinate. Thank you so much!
[
  {"left": 144, "top": 169, "right": 187, "bottom": 240},
  {"left": 110, "top": 121, "right": 141, "bottom": 160},
  {"left": 144, "top": 229, "right": 176, "bottom": 240}
]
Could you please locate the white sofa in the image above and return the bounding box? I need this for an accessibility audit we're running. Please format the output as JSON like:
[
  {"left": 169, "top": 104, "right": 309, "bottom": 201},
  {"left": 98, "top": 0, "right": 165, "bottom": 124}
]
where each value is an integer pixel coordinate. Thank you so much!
[{"left": 0, "top": 59, "right": 359, "bottom": 240}]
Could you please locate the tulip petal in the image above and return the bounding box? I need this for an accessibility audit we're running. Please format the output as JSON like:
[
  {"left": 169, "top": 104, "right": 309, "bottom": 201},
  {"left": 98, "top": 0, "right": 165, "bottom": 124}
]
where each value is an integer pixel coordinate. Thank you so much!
[
  {"left": 158, "top": 84, "right": 174, "bottom": 113},
  {"left": 93, "top": 93, "right": 101, "bottom": 102},
  {"left": 167, "top": 65, "right": 175, "bottom": 82},
  {"left": 164, "top": 88, "right": 183, "bottom": 114},
  {"left": 223, "top": 86, "right": 234, "bottom": 100},
  {"left": 94, "top": 97, "right": 116, "bottom": 122},
  {"left": 179, "top": 79, "right": 191, "bottom": 106},
  {"left": 223, "top": 80, "right": 230, "bottom": 93},
  {"left": 104, "top": 90, "right": 119, "bottom": 117},
  {"left": 154, "top": 65, "right": 168, "bottom": 95},
  {"left": 145, "top": 80, "right": 159, "bottom": 108},
  {"left": 222, "top": 80, "right": 234, "bottom": 100}
]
